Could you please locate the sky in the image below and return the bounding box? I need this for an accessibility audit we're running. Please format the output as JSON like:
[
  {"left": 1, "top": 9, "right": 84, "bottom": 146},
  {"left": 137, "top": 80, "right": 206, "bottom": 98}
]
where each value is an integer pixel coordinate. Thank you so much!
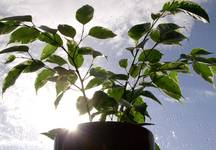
[{"left": 0, "top": 0, "right": 216, "bottom": 150}]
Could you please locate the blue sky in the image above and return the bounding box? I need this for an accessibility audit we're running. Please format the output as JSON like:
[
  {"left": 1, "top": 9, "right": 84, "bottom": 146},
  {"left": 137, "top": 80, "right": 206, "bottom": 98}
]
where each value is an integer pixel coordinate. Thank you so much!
[{"left": 0, "top": 0, "right": 215, "bottom": 150}]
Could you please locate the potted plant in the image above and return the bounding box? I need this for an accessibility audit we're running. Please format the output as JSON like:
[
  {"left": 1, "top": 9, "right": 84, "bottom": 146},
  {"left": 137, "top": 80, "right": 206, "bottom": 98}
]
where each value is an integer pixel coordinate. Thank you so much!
[{"left": 0, "top": 0, "right": 215, "bottom": 149}]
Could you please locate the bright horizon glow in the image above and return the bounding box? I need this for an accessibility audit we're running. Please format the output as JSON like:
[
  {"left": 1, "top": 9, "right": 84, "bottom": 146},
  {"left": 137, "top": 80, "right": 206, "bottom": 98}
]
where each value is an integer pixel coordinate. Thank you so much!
[{"left": 4, "top": 75, "right": 91, "bottom": 133}]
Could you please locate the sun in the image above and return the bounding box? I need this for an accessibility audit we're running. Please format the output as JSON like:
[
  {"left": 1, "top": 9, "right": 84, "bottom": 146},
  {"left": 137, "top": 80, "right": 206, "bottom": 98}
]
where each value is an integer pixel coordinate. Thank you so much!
[{"left": 18, "top": 87, "right": 90, "bottom": 133}]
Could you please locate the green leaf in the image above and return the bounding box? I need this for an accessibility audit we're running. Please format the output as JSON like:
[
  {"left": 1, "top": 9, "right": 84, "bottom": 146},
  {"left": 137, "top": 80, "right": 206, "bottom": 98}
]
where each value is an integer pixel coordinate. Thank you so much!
[
  {"left": 159, "top": 62, "right": 190, "bottom": 73},
  {"left": 54, "top": 92, "right": 65, "bottom": 109},
  {"left": 151, "top": 23, "right": 186, "bottom": 45},
  {"left": 23, "top": 60, "right": 45, "bottom": 73},
  {"left": 85, "top": 78, "right": 103, "bottom": 90},
  {"left": 155, "top": 143, "right": 161, "bottom": 150},
  {"left": 169, "top": 71, "right": 179, "bottom": 83},
  {"left": 90, "top": 67, "right": 111, "bottom": 80},
  {"left": 132, "top": 97, "right": 147, "bottom": 123},
  {"left": 89, "top": 26, "right": 116, "bottom": 39},
  {"left": 39, "top": 25, "right": 57, "bottom": 34},
  {"left": 139, "top": 49, "right": 163, "bottom": 63},
  {"left": 41, "top": 128, "right": 63, "bottom": 140},
  {"left": 40, "top": 44, "right": 58, "bottom": 60},
  {"left": 211, "top": 66, "right": 216, "bottom": 75},
  {"left": 1, "top": 15, "right": 32, "bottom": 22},
  {"left": 162, "top": 1, "right": 210, "bottom": 23},
  {"left": 160, "top": 31, "right": 186, "bottom": 45},
  {"left": 150, "top": 29, "right": 160, "bottom": 42},
  {"left": 67, "top": 40, "right": 84, "bottom": 68},
  {"left": 58, "top": 24, "right": 76, "bottom": 38},
  {"left": 70, "top": 53, "right": 84, "bottom": 68},
  {"left": 129, "top": 64, "right": 140, "bottom": 78},
  {"left": 191, "top": 48, "right": 212, "bottom": 56},
  {"left": 78, "top": 47, "right": 103, "bottom": 58},
  {"left": 45, "top": 55, "right": 67, "bottom": 66},
  {"left": 53, "top": 67, "right": 77, "bottom": 84},
  {"left": 56, "top": 76, "right": 70, "bottom": 96},
  {"left": 162, "top": 1, "right": 180, "bottom": 13},
  {"left": 108, "top": 86, "right": 124, "bottom": 101},
  {"left": 76, "top": 5, "right": 94, "bottom": 25},
  {"left": 178, "top": 1, "right": 210, "bottom": 23},
  {"left": 78, "top": 47, "right": 103, "bottom": 59},
  {"left": 152, "top": 73, "right": 182, "bottom": 100},
  {"left": 92, "top": 91, "right": 118, "bottom": 112},
  {"left": 142, "top": 91, "right": 162, "bottom": 105},
  {"left": 34, "top": 69, "right": 55, "bottom": 93},
  {"left": 5, "top": 55, "right": 16, "bottom": 64},
  {"left": 0, "top": 45, "right": 29, "bottom": 54},
  {"left": 193, "top": 62, "right": 214, "bottom": 83},
  {"left": 110, "top": 74, "right": 129, "bottom": 80},
  {"left": 2, "top": 63, "right": 27, "bottom": 93},
  {"left": 151, "top": 13, "right": 161, "bottom": 20},
  {"left": 76, "top": 96, "right": 92, "bottom": 115},
  {"left": 119, "top": 59, "right": 128, "bottom": 68},
  {"left": 128, "top": 23, "right": 151, "bottom": 41},
  {"left": 38, "top": 32, "right": 63, "bottom": 47},
  {"left": 9, "top": 27, "right": 39, "bottom": 44},
  {"left": 0, "top": 21, "right": 19, "bottom": 35},
  {"left": 78, "top": 47, "right": 93, "bottom": 55},
  {"left": 157, "top": 23, "right": 182, "bottom": 32},
  {"left": 92, "top": 50, "right": 103, "bottom": 58}
]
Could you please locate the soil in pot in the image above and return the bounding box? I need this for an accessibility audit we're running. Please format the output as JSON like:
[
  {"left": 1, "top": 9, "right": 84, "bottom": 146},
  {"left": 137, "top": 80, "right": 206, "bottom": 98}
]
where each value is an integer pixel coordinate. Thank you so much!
[{"left": 54, "top": 122, "right": 155, "bottom": 150}]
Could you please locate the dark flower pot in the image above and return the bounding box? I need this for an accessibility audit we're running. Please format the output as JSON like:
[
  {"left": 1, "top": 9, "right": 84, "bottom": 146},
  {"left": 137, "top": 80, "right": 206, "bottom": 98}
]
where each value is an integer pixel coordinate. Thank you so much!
[{"left": 54, "top": 122, "right": 155, "bottom": 150}]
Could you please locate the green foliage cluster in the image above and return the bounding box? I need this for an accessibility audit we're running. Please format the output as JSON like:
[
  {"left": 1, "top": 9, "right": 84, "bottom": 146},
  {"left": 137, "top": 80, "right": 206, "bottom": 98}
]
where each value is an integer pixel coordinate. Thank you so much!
[{"left": 0, "top": 1, "right": 215, "bottom": 145}]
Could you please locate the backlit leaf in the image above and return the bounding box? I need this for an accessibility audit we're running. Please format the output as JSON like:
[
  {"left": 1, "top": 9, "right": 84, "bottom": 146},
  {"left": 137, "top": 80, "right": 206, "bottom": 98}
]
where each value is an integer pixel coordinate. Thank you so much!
[
  {"left": 193, "top": 62, "right": 214, "bottom": 83},
  {"left": 2, "top": 63, "right": 27, "bottom": 93},
  {"left": 56, "top": 76, "right": 70, "bottom": 95},
  {"left": 152, "top": 73, "right": 182, "bottom": 100},
  {"left": 119, "top": 59, "right": 128, "bottom": 68},
  {"left": 39, "top": 25, "right": 57, "bottom": 34},
  {"left": 41, "top": 128, "right": 63, "bottom": 140},
  {"left": 92, "top": 91, "right": 118, "bottom": 112},
  {"left": 108, "top": 86, "right": 124, "bottom": 101},
  {"left": 162, "top": 1, "right": 209, "bottom": 23},
  {"left": 159, "top": 62, "right": 190, "bottom": 73},
  {"left": 58, "top": 24, "right": 76, "bottom": 38},
  {"left": 90, "top": 67, "right": 110, "bottom": 80},
  {"left": 45, "top": 55, "right": 67, "bottom": 66},
  {"left": 76, "top": 96, "right": 92, "bottom": 115},
  {"left": 38, "top": 32, "right": 63, "bottom": 47},
  {"left": 1, "top": 15, "right": 32, "bottom": 22},
  {"left": 54, "top": 92, "right": 65, "bottom": 109},
  {"left": 129, "top": 64, "right": 140, "bottom": 78},
  {"left": 0, "top": 45, "right": 29, "bottom": 54},
  {"left": 157, "top": 23, "right": 182, "bottom": 32},
  {"left": 191, "top": 48, "right": 212, "bottom": 56},
  {"left": 67, "top": 40, "right": 84, "bottom": 68},
  {"left": 178, "top": 1, "right": 210, "bottom": 23},
  {"left": 76, "top": 5, "right": 94, "bottom": 25},
  {"left": 35, "top": 69, "right": 55, "bottom": 93},
  {"left": 40, "top": 44, "right": 58, "bottom": 60},
  {"left": 23, "top": 60, "right": 44, "bottom": 73},
  {"left": 89, "top": 26, "right": 116, "bottom": 39},
  {"left": 142, "top": 91, "right": 162, "bottom": 105},
  {"left": 9, "top": 27, "right": 39, "bottom": 44},
  {"left": 5, "top": 55, "right": 16, "bottom": 64},
  {"left": 85, "top": 78, "right": 103, "bottom": 90},
  {"left": 128, "top": 23, "right": 151, "bottom": 41},
  {"left": 0, "top": 21, "right": 18, "bottom": 35},
  {"left": 139, "top": 49, "right": 163, "bottom": 63}
]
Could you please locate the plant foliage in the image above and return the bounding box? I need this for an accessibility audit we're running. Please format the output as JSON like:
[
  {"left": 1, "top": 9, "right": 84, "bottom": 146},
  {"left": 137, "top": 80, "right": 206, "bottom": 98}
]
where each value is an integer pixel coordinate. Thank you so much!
[{"left": 0, "top": 1, "right": 214, "bottom": 147}]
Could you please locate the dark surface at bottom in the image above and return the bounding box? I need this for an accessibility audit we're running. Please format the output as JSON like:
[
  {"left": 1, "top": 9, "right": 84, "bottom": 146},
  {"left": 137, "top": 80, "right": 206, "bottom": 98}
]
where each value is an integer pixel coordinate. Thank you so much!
[{"left": 54, "top": 122, "right": 155, "bottom": 150}]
